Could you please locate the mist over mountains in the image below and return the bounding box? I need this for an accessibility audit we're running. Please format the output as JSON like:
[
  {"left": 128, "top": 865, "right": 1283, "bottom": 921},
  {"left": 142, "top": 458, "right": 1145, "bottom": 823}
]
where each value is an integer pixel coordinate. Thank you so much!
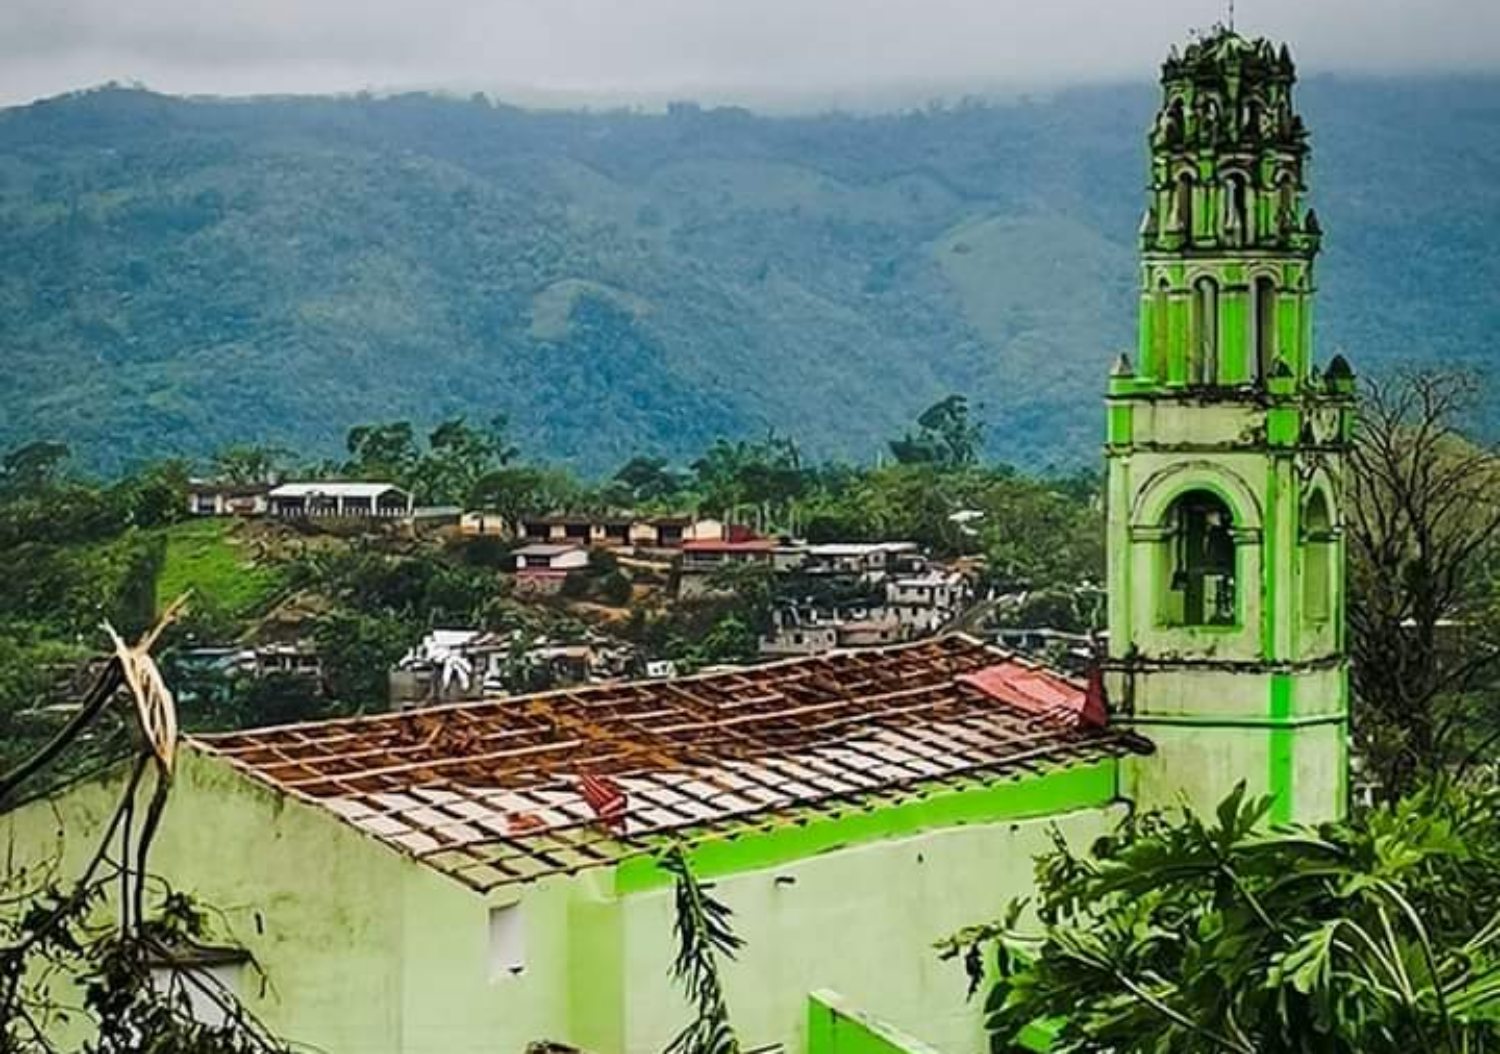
[{"left": 1, "top": 78, "right": 1496, "bottom": 475}]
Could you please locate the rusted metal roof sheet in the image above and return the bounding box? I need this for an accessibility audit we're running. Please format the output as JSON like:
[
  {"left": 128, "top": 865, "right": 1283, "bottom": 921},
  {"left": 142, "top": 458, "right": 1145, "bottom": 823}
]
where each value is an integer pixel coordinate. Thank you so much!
[{"left": 192, "top": 635, "right": 1145, "bottom": 893}]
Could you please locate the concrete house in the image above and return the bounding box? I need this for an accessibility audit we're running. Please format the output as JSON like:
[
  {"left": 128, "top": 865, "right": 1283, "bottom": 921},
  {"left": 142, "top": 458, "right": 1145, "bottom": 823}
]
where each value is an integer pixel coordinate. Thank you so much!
[
  {"left": 512, "top": 544, "right": 590, "bottom": 594},
  {"left": 459, "top": 511, "right": 510, "bottom": 538},
  {"left": 268, "top": 482, "right": 414, "bottom": 519},
  {"left": 676, "top": 537, "right": 785, "bottom": 598},
  {"left": 186, "top": 481, "right": 270, "bottom": 517},
  {"left": 520, "top": 516, "right": 622, "bottom": 546},
  {"left": 886, "top": 571, "right": 974, "bottom": 633},
  {"left": 802, "top": 543, "right": 922, "bottom": 582},
  {"left": 516, "top": 516, "right": 732, "bottom": 550},
  {"left": 513, "top": 544, "right": 590, "bottom": 573}
]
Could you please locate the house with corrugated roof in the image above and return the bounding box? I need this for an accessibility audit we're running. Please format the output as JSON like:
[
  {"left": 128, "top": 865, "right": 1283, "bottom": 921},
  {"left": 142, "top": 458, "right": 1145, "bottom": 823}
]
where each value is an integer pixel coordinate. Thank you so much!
[{"left": 268, "top": 481, "right": 414, "bottom": 519}]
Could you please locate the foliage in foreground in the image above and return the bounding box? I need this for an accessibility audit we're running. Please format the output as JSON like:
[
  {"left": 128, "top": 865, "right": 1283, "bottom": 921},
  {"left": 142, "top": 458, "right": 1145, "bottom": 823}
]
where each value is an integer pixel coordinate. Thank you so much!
[
  {"left": 0, "top": 647, "right": 290, "bottom": 1053},
  {"left": 660, "top": 845, "right": 744, "bottom": 1054},
  {"left": 945, "top": 783, "right": 1500, "bottom": 1054}
]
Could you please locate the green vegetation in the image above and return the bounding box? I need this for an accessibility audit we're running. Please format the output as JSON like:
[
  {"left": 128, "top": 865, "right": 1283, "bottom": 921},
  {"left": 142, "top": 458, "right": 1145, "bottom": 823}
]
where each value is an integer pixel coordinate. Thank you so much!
[
  {"left": 1, "top": 80, "right": 1497, "bottom": 473},
  {"left": 661, "top": 843, "right": 745, "bottom": 1054},
  {"left": 948, "top": 781, "right": 1500, "bottom": 1053},
  {"left": 153, "top": 519, "right": 280, "bottom": 619}
]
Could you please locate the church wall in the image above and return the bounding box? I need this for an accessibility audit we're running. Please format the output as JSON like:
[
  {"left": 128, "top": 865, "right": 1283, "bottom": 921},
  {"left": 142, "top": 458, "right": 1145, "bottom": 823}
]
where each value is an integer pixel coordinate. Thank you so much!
[
  {"left": 2, "top": 750, "right": 1126, "bottom": 1054},
  {"left": 616, "top": 797, "right": 1122, "bottom": 1053},
  {"left": 1, "top": 750, "right": 413, "bottom": 1053}
]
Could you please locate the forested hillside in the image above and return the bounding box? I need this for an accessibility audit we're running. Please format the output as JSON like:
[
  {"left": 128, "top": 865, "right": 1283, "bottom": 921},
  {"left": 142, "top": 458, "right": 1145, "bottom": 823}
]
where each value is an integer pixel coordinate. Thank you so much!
[{"left": 1, "top": 77, "right": 1496, "bottom": 473}]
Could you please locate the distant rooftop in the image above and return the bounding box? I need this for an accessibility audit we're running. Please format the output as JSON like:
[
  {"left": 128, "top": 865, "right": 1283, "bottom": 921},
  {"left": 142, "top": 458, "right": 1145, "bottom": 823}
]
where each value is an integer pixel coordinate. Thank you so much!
[
  {"left": 269, "top": 481, "right": 408, "bottom": 499},
  {"left": 805, "top": 542, "right": 919, "bottom": 557},
  {"left": 193, "top": 636, "right": 1146, "bottom": 893},
  {"left": 681, "top": 537, "right": 779, "bottom": 552},
  {"left": 513, "top": 543, "right": 587, "bottom": 558}
]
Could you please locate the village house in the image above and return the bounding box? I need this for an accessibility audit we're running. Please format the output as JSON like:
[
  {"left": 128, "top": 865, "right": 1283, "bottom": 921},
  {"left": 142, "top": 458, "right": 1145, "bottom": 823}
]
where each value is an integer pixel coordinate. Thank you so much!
[
  {"left": 511, "top": 543, "right": 590, "bottom": 594},
  {"left": 174, "top": 642, "right": 322, "bottom": 682},
  {"left": 674, "top": 536, "right": 804, "bottom": 598},
  {"left": 885, "top": 570, "right": 974, "bottom": 633},
  {"left": 759, "top": 609, "right": 907, "bottom": 657},
  {"left": 250, "top": 642, "right": 323, "bottom": 679},
  {"left": 389, "top": 629, "right": 511, "bottom": 707},
  {"left": 390, "top": 629, "right": 636, "bottom": 707},
  {"left": 185, "top": 481, "right": 270, "bottom": 517},
  {"left": 758, "top": 561, "right": 973, "bottom": 655},
  {"left": 520, "top": 516, "right": 629, "bottom": 547},
  {"left": 801, "top": 542, "right": 923, "bottom": 582},
  {"left": 268, "top": 482, "right": 414, "bottom": 519},
  {"left": 459, "top": 511, "right": 510, "bottom": 538},
  {"left": 516, "top": 515, "right": 730, "bottom": 550}
]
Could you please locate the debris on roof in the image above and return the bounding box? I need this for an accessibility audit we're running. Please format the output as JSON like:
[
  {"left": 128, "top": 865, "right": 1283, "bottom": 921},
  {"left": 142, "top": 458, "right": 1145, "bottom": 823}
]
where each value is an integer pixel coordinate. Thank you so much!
[{"left": 193, "top": 635, "right": 1147, "bottom": 893}]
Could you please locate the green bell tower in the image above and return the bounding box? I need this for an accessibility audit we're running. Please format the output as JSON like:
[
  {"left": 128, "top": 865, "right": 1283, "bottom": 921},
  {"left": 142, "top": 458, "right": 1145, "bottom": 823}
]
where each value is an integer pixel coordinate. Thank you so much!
[{"left": 1104, "top": 29, "right": 1355, "bottom": 823}]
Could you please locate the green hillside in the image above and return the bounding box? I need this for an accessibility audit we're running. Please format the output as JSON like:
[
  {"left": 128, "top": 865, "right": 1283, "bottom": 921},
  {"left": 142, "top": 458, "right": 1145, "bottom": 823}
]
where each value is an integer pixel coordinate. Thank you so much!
[
  {"left": 153, "top": 519, "right": 281, "bottom": 620},
  {"left": 1, "top": 79, "right": 1497, "bottom": 473}
]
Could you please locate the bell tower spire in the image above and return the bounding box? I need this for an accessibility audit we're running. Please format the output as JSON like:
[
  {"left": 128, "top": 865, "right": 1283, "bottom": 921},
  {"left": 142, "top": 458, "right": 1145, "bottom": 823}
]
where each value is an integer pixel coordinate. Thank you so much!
[{"left": 1105, "top": 28, "right": 1355, "bottom": 823}]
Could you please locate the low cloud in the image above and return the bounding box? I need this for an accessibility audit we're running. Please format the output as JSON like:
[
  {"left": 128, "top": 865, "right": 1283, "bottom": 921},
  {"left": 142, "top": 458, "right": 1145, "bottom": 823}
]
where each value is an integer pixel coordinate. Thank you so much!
[{"left": 0, "top": 0, "right": 1496, "bottom": 107}]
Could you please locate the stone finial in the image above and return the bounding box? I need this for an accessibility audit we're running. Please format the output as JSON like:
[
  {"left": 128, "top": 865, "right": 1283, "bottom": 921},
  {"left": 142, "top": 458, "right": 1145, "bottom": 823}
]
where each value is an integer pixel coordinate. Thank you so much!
[
  {"left": 1112, "top": 352, "right": 1134, "bottom": 377},
  {"left": 1326, "top": 354, "right": 1354, "bottom": 381}
]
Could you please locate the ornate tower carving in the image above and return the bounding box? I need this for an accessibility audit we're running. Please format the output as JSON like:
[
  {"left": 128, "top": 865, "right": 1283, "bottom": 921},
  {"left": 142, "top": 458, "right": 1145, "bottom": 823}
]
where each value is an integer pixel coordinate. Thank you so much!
[{"left": 1105, "top": 29, "right": 1355, "bottom": 823}]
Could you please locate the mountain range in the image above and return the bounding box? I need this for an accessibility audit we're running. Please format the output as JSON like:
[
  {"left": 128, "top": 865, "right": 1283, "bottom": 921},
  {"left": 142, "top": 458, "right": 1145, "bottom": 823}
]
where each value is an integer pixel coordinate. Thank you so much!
[{"left": 1, "top": 77, "right": 1496, "bottom": 474}]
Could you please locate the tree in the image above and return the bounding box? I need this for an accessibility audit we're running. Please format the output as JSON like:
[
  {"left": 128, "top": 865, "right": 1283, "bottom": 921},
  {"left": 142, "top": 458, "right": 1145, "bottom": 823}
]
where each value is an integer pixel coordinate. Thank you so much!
[
  {"left": 0, "top": 440, "right": 71, "bottom": 495},
  {"left": 422, "top": 416, "right": 518, "bottom": 506},
  {"left": 613, "top": 456, "right": 686, "bottom": 505},
  {"left": 691, "top": 434, "right": 805, "bottom": 530},
  {"left": 469, "top": 466, "right": 558, "bottom": 531},
  {"left": 211, "top": 445, "right": 290, "bottom": 486},
  {"left": 946, "top": 782, "right": 1500, "bottom": 1054},
  {"left": 1346, "top": 369, "right": 1500, "bottom": 800},
  {"left": 660, "top": 845, "right": 744, "bottom": 1054},
  {"left": 342, "top": 422, "right": 420, "bottom": 484},
  {"left": 694, "top": 614, "right": 759, "bottom": 668},
  {"left": 115, "top": 458, "right": 192, "bottom": 528},
  {"left": 0, "top": 615, "right": 291, "bottom": 1053},
  {"left": 313, "top": 610, "right": 413, "bottom": 710},
  {"left": 889, "top": 394, "right": 984, "bottom": 468}
]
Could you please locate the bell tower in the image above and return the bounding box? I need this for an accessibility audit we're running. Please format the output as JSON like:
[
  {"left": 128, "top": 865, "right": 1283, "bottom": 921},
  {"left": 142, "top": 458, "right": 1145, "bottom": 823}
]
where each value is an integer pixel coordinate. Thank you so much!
[{"left": 1105, "top": 29, "right": 1355, "bottom": 823}]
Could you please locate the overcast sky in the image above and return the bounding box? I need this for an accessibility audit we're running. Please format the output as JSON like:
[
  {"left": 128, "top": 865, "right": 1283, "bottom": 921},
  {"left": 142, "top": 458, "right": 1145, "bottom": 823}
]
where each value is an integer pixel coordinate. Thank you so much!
[{"left": 1, "top": 0, "right": 1497, "bottom": 109}]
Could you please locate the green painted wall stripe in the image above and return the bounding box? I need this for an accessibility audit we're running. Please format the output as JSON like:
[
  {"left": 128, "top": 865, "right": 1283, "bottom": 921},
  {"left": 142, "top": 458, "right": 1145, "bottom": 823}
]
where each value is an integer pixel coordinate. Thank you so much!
[
  {"left": 807, "top": 991, "right": 947, "bottom": 1054},
  {"left": 1120, "top": 710, "right": 1344, "bottom": 730},
  {"left": 1269, "top": 673, "right": 1294, "bottom": 824},
  {"left": 1263, "top": 461, "right": 1280, "bottom": 660},
  {"left": 612, "top": 760, "right": 1121, "bottom": 895}
]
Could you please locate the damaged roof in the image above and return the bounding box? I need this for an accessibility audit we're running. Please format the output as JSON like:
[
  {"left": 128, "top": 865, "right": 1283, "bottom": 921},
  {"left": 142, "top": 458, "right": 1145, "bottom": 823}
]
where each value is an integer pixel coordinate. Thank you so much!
[{"left": 192, "top": 635, "right": 1146, "bottom": 893}]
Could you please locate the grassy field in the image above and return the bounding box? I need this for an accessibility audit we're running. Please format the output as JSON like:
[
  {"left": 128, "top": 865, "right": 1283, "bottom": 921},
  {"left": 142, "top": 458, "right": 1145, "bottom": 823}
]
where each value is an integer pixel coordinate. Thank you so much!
[{"left": 153, "top": 519, "right": 281, "bottom": 619}]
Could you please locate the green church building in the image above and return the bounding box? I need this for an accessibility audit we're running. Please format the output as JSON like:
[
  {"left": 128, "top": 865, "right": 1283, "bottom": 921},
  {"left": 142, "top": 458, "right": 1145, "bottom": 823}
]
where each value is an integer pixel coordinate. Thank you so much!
[{"left": 2, "top": 28, "right": 1353, "bottom": 1054}]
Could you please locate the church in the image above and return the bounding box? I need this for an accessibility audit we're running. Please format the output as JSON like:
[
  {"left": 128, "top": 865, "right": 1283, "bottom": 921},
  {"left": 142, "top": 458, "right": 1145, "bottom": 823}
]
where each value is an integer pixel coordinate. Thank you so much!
[{"left": 2, "top": 28, "right": 1352, "bottom": 1054}]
